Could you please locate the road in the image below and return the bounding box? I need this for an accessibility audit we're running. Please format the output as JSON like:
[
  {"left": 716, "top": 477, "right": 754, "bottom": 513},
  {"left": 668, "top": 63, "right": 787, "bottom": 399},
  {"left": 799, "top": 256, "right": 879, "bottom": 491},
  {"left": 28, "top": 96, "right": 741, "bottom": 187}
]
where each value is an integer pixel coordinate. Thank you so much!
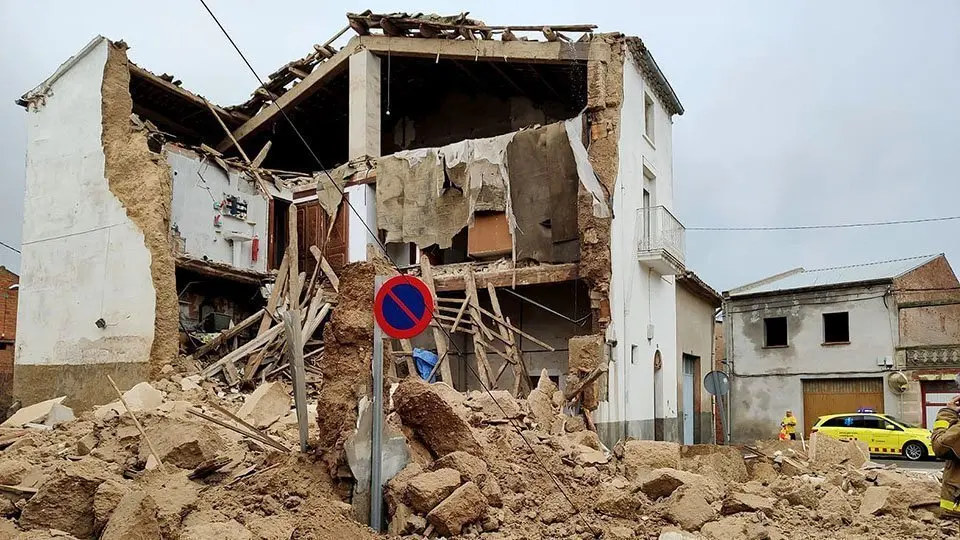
[{"left": 874, "top": 457, "right": 942, "bottom": 471}]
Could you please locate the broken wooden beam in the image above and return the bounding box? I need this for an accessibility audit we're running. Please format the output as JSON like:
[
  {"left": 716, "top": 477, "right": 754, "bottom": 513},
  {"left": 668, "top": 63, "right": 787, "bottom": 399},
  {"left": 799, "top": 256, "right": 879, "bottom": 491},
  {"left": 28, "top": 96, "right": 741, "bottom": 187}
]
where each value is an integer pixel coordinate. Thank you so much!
[
  {"left": 487, "top": 283, "right": 531, "bottom": 397},
  {"left": 202, "top": 323, "right": 285, "bottom": 379},
  {"left": 107, "top": 375, "right": 167, "bottom": 474},
  {"left": 464, "top": 267, "right": 495, "bottom": 390},
  {"left": 258, "top": 251, "right": 290, "bottom": 335},
  {"left": 564, "top": 362, "right": 609, "bottom": 401},
  {"left": 202, "top": 99, "right": 271, "bottom": 194},
  {"left": 283, "top": 309, "right": 309, "bottom": 452},
  {"left": 190, "top": 309, "right": 265, "bottom": 359},
  {"left": 433, "top": 263, "right": 579, "bottom": 292}
]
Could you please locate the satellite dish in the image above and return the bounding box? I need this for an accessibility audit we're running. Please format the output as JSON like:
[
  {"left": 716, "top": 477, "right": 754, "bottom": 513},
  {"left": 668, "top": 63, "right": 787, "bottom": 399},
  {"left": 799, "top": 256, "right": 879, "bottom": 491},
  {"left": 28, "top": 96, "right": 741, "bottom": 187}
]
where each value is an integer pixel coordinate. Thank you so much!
[
  {"left": 704, "top": 370, "right": 730, "bottom": 396},
  {"left": 887, "top": 371, "right": 909, "bottom": 394}
]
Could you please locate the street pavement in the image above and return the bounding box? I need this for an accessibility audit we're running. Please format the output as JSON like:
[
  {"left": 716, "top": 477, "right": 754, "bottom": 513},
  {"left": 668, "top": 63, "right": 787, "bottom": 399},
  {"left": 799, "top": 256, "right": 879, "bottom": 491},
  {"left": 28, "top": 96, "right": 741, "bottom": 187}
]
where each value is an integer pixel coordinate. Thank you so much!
[{"left": 874, "top": 457, "right": 943, "bottom": 471}]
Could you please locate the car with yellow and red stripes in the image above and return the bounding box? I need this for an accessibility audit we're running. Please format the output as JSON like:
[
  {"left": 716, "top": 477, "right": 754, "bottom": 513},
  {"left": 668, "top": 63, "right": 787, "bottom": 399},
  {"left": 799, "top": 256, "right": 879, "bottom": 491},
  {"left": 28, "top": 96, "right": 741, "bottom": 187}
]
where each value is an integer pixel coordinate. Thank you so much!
[{"left": 810, "top": 412, "right": 934, "bottom": 461}]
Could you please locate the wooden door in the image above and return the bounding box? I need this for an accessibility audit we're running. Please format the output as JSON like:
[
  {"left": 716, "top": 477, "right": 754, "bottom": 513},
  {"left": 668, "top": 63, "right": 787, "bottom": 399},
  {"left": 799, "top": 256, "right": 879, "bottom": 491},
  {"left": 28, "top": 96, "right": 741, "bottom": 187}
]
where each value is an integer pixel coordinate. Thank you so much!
[
  {"left": 801, "top": 378, "right": 884, "bottom": 437},
  {"left": 295, "top": 200, "right": 348, "bottom": 277}
]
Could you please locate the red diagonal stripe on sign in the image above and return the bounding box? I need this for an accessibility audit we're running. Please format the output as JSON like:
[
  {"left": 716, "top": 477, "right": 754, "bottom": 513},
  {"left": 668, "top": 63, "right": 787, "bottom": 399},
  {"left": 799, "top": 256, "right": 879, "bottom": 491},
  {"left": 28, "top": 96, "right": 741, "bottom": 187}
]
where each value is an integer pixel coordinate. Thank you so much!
[{"left": 385, "top": 288, "right": 424, "bottom": 327}]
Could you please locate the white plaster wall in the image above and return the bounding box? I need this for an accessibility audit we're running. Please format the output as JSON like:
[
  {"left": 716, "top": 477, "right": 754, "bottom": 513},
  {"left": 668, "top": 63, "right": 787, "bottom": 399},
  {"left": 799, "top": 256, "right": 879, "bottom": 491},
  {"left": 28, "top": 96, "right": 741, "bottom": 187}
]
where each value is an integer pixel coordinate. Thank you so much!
[
  {"left": 597, "top": 54, "right": 680, "bottom": 441},
  {"left": 17, "top": 38, "right": 156, "bottom": 366},
  {"left": 725, "top": 285, "right": 900, "bottom": 441},
  {"left": 347, "top": 184, "right": 376, "bottom": 262},
  {"left": 167, "top": 146, "right": 268, "bottom": 273}
]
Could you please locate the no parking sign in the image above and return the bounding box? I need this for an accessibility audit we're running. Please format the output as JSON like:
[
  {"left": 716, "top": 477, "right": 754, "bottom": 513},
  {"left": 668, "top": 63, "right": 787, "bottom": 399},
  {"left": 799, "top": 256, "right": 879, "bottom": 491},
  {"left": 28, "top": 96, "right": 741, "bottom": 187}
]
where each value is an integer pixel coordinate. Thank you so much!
[{"left": 373, "top": 275, "right": 435, "bottom": 339}]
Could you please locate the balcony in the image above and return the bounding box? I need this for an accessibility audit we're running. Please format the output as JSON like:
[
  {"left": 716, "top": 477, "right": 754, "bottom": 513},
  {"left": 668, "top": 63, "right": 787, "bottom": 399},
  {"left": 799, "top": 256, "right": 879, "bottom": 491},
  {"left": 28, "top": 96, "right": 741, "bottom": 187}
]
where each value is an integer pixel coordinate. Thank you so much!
[{"left": 636, "top": 205, "right": 685, "bottom": 275}]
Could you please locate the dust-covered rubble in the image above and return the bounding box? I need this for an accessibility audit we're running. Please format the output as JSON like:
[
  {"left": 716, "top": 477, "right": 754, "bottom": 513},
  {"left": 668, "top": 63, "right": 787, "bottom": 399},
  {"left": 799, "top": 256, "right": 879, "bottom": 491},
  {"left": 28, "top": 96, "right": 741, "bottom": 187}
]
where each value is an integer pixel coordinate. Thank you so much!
[{"left": 0, "top": 363, "right": 955, "bottom": 540}]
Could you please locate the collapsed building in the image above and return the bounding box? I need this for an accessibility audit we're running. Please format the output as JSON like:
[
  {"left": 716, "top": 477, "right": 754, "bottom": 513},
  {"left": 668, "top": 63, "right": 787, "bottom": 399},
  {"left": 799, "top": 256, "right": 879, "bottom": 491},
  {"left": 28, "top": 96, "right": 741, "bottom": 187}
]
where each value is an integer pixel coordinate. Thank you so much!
[{"left": 13, "top": 11, "right": 692, "bottom": 446}]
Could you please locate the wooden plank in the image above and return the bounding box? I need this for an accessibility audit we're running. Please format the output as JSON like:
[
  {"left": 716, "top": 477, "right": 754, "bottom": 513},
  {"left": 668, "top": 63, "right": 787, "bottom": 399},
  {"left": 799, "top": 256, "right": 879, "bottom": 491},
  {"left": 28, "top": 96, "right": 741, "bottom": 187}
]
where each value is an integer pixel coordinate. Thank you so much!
[
  {"left": 420, "top": 258, "right": 455, "bottom": 385},
  {"left": 288, "top": 204, "right": 301, "bottom": 304},
  {"left": 434, "top": 263, "right": 579, "bottom": 292},
  {"left": 449, "top": 295, "right": 470, "bottom": 333},
  {"left": 201, "top": 323, "right": 285, "bottom": 379},
  {"left": 283, "top": 309, "right": 309, "bottom": 452},
  {"left": 130, "top": 64, "right": 249, "bottom": 122},
  {"left": 258, "top": 251, "right": 290, "bottom": 336},
  {"left": 563, "top": 362, "right": 608, "bottom": 401},
  {"left": 107, "top": 375, "right": 167, "bottom": 474},
  {"left": 202, "top": 99, "right": 271, "bottom": 194},
  {"left": 302, "top": 303, "right": 332, "bottom": 341},
  {"left": 251, "top": 140, "right": 272, "bottom": 168},
  {"left": 243, "top": 339, "right": 275, "bottom": 382},
  {"left": 439, "top": 297, "right": 555, "bottom": 351},
  {"left": 464, "top": 267, "right": 494, "bottom": 389},
  {"left": 320, "top": 257, "right": 340, "bottom": 292},
  {"left": 188, "top": 408, "right": 289, "bottom": 453},
  {"left": 191, "top": 309, "right": 265, "bottom": 359},
  {"left": 302, "top": 252, "right": 321, "bottom": 309},
  {"left": 222, "top": 43, "right": 354, "bottom": 149},
  {"left": 487, "top": 284, "right": 531, "bottom": 396}
]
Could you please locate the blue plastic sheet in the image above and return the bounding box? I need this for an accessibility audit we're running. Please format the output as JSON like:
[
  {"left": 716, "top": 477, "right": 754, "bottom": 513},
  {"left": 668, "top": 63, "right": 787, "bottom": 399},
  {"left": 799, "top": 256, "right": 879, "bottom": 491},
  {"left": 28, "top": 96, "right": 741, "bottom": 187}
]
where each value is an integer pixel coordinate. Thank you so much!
[{"left": 412, "top": 348, "right": 438, "bottom": 383}]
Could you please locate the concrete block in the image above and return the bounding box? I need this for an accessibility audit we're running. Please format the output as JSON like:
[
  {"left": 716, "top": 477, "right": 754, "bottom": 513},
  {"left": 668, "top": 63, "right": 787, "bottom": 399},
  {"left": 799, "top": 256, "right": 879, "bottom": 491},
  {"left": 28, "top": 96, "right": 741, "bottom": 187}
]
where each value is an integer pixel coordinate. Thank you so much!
[
  {"left": 1, "top": 396, "right": 66, "bottom": 428},
  {"left": 236, "top": 382, "right": 290, "bottom": 429}
]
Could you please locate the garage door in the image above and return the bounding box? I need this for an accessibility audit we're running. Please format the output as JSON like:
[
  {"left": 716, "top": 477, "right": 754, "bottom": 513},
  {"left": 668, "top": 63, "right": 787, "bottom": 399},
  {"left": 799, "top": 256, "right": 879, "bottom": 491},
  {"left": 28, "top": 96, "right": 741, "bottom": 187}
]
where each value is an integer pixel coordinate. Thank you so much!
[{"left": 801, "top": 378, "right": 884, "bottom": 436}]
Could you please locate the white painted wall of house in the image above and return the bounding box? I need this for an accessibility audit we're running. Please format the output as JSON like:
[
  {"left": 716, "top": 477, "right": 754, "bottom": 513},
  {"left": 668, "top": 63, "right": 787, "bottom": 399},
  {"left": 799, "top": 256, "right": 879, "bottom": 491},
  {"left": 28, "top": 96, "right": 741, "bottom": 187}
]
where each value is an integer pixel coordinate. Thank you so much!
[
  {"left": 347, "top": 184, "right": 377, "bottom": 263},
  {"left": 597, "top": 53, "right": 680, "bottom": 443},
  {"left": 167, "top": 146, "right": 269, "bottom": 273},
  {"left": 724, "top": 284, "right": 900, "bottom": 442},
  {"left": 16, "top": 38, "right": 156, "bottom": 367}
]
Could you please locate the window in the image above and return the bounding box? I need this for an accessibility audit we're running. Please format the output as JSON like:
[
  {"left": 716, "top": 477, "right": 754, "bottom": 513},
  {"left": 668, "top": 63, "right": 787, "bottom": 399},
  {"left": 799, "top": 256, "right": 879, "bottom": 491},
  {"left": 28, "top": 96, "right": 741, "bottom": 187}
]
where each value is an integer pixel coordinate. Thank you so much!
[
  {"left": 821, "top": 416, "right": 850, "bottom": 427},
  {"left": 644, "top": 93, "right": 655, "bottom": 142},
  {"left": 859, "top": 416, "right": 883, "bottom": 430},
  {"left": 823, "top": 312, "right": 849, "bottom": 344},
  {"left": 763, "top": 317, "right": 788, "bottom": 347}
]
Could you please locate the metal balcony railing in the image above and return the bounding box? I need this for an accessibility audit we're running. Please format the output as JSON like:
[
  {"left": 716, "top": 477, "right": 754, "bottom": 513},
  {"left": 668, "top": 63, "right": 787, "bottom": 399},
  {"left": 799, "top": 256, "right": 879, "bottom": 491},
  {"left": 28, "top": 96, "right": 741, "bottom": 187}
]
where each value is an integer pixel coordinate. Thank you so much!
[{"left": 636, "top": 205, "right": 685, "bottom": 273}]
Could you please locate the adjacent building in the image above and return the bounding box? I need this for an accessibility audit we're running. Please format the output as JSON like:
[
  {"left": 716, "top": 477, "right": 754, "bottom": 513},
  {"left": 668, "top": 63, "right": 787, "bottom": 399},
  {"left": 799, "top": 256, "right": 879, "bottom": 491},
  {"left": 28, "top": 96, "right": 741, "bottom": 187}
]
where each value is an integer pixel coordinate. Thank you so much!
[
  {"left": 723, "top": 254, "right": 960, "bottom": 442},
  {"left": 676, "top": 270, "right": 722, "bottom": 444},
  {"left": 0, "top": 267, "right": 18, "bottom": 413}
]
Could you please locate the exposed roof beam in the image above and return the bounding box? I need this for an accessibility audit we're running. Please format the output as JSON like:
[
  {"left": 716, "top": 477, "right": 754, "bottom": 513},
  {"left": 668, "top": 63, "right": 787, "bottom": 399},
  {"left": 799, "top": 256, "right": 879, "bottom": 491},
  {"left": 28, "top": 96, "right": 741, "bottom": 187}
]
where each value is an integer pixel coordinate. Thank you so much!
[
  {"left": 224, "top": 36, "right": 608, "bottom": 151},
  {"left": 357, "top": 35, "right": 608, "bottom": 64},
  {"left": 219, "top": 40, "right": 356, "bottom": 151},
  {"left": 130, "top": 64, "right": 247, "bottom": 124}
]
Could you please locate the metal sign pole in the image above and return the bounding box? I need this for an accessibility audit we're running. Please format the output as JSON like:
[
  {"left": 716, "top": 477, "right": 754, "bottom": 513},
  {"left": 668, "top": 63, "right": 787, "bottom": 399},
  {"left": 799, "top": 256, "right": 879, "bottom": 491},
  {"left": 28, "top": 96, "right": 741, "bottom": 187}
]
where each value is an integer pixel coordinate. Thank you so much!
[{"left": 369, "top": 276, "right": 384, "bottom": 532}]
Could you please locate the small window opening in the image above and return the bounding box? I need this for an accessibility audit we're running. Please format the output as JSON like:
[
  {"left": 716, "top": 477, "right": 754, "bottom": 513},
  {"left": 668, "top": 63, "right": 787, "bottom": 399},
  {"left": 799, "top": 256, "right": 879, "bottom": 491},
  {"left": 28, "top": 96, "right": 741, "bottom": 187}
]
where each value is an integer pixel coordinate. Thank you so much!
[
  {"left": 644, "top": 93, "right": 655, "bottom": 142},
  {"left": 823, "top": 312, "right": 850, "bottom": 344},
  {"left": 764, "top": 317, "right": 788, "bottom": 347}
]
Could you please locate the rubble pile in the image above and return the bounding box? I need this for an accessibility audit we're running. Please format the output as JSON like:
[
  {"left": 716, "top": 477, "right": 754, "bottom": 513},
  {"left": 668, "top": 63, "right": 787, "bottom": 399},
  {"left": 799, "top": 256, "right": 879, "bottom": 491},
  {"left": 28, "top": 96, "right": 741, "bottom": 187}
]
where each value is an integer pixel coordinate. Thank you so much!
[
  {"left": 0, "top": 374, "right": 378, "bottom": 540},
  {"left": 0, "top": 322, "right": 956, "bottom": 539},
  {"left": 377, "top": 377, "right": 957, "bottom": 539}
]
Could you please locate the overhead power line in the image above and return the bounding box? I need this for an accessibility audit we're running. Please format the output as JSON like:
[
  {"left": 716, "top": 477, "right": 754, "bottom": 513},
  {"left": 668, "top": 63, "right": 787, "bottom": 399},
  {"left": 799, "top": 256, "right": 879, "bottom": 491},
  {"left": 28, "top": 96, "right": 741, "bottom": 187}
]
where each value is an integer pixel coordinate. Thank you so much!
[
  {"left": 687, "top": 214, "right": 960, "bottom": 231},
  {"left": 0, "top": 240, "right": 20, "bottom": 255}
]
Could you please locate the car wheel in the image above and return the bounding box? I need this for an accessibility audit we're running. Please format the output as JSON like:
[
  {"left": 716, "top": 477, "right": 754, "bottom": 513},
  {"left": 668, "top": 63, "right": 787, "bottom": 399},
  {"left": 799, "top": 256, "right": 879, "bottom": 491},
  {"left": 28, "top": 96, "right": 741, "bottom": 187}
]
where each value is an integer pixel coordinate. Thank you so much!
[{"left": 902, "top": 441, "right": 926, "bottom": 461}]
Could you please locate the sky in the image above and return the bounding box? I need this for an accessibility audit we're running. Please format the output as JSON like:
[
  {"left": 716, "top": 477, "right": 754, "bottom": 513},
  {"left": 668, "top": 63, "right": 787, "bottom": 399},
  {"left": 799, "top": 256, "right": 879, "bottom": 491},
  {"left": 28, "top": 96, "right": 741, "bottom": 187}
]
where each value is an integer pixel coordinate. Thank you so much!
[{"left": 1, "top": 0, "right": 958, "bottom": 291}]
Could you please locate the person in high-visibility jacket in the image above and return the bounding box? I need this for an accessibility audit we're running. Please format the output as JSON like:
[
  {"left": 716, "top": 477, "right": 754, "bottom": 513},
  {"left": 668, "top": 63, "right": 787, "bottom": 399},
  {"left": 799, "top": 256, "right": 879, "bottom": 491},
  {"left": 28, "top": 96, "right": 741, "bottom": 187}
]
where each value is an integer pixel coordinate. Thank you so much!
[
  {"left": 780, "top": 410, "right": 798, "bottom": 440},
  {"left": 932, "top": 395, "right": 960, "bottom": 518}
]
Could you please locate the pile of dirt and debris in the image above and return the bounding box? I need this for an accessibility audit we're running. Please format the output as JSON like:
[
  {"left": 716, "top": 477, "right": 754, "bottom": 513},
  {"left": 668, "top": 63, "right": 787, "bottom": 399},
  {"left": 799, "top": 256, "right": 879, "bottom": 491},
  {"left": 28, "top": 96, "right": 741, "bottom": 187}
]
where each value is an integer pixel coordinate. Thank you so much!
[
  {"left": 2, "top": 366, "right": 956, "bottom": 540},
  {"left": 1, "top": 286, "right": 956, "bottom": 540},
  {"left": 0, "top": 372, "right": 379, "bottom": 540}
]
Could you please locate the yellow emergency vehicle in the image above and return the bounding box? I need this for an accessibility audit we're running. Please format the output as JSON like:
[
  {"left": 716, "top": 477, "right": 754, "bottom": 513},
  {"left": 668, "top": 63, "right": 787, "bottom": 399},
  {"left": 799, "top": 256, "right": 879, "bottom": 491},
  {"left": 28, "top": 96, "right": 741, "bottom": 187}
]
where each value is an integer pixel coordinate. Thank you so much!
[{"left": 810, "top": 411, "right": 934, "bottom": 461}]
